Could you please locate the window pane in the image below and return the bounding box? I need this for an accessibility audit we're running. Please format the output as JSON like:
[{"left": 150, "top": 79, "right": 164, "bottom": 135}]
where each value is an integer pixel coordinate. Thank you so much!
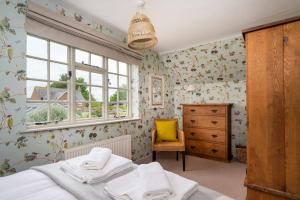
[
  {"left": 76, "top": 102, "right": 89, "bottom": 119},
  {"left": 75, "top": 49, "right": 89, "bottom": 64},
  {"left": 91, "top": 54, "right": 103, "bottom": 67},
  {"left": 108, "top": 59, "right": 117, "bottom": 73},
  {"left": 108, "top": 103, "right": 117, "bottom": 118},
  {"left": 118, "top": 103, "right": 128, "bottom": 117},
  {"left": 26, "top": 58, "right": 47, "bottom": 80},
  {"left": 119, "top": 76, "right": 128, "bottom": 88},
  {"left": 50, "top": 103, "right": 68, "bottom": 122},
  {"left": 91, "top": 73, "right": 102, "bottom": 86},
  {"left": 76, "top": 84, "right": 89, "bottom": 101},
  {"left": 118, "top": 89, "right": 127, "bottom": 101},
  {"left": 50, "top": 42, "right": 68, "bottom": 63},
  {"left": 108, "top": 74, "right": 118, "bottom": 88},
  {"left": 26, "top": 80, "right": 47, "bottom": 100},
  {"left": 91, "top": 102, "right": 103, "bottom": 118},
  {"left": 26, "top": 35, "right": 47, "bottom": 59},
  {"left": 50, "top": 82, "right": 68, "bottom": 100},
  {"left": 26, "top": 102, "right": 48, "bottom": 123},
  {"left": 91, "top": 87, "right": 103, "bottom": 102},
  {"left": 50, "top": 62, "right": 68, "bottom": 81},
  {"left": 108, "top": 89, "right": 117, "bottom": 102},
  {"left": 119, "top": 62, "right": 127, "bottom": 75},
  {"left": 76, "top": 69, "right": 89, "bottom": 85}
]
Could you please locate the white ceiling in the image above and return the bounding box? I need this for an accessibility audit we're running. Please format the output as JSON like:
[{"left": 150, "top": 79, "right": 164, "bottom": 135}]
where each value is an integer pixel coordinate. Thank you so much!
[{"left": 54, "top": 0, "right": 300, "bottom": 54}]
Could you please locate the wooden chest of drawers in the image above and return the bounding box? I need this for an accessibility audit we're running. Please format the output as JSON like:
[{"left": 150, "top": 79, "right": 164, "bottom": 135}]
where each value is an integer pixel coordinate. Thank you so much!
[{"left": 182, "top": 104, "right": 232, "bottom": 161}]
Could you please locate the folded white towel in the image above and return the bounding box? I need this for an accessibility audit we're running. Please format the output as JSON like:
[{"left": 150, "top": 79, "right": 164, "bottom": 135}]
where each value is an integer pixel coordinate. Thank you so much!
[
  {"left": 80, "top": 147, "right": 112, "bottom": 170},
  {"left": 61, "top": 154, "right": 133, "bottom": 184},
  {"left": 138, "top": 162, "right": 173, "bottom": 200},
  {"left": 104, "top": 169, "right": 141, "bottom": 200},
  {"left": 105, "top": 162, "right": 199, "bottom": 200},
  {"left": 167, "top": 171, "right": 199, "bottom": 200}
]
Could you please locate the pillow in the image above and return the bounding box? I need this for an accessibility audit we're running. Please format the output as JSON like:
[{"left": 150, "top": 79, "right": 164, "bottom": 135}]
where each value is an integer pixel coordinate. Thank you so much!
[{"left": 155, "top": 119, "right": 177, "bottom": 142}]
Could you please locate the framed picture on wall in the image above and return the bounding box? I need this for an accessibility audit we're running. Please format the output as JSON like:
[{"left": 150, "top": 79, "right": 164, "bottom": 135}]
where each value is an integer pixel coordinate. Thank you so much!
[{"left": 149, "top": 75, "right": 164, "bottom": 108}]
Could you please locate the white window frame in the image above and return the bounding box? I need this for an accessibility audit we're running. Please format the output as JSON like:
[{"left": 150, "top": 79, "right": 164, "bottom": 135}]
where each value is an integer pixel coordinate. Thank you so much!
[
  {"left": 107, "top": 58, "right": 130, "bottom": 119},
  {"left": 26, "top": 34, "right": 133, "bottom": 130},
  {"left": 72, "top": 48, "right": 106, "bottom": 121},
  {"left": 26, "top": 34, "right": 70, "bottom": 126}
]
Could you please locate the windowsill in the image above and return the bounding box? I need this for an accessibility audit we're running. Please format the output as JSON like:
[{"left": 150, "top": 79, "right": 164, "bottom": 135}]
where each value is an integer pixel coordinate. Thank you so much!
[{"left": 22, "top": 117, "right": 141, "bottom": 133}]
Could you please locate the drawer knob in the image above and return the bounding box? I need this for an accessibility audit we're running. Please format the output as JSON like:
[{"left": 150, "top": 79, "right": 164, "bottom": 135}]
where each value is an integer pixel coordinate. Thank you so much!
[
  {"left": 211, "top": 120, "right": 218, "bottom": 124},
  {"left": 211, "top": 134, "right": 218, "bottom": 138},
  {"left": 190, "top": 120, "right": 196, "bottom": 123},
  {"left": 211, "top": 149, "right": 218, "bottom": 153},
  {"left": 190, "top": 109, "right": 196, "bottom": 112},
  {"left": 211, "top": 109, "right": 218, "bottom": 113},
  {"left": 190, "top": 146, "right": 196, "bottom": 149},
  {"left": 190, "top": 132, "right": 195, "bottom": 136}
]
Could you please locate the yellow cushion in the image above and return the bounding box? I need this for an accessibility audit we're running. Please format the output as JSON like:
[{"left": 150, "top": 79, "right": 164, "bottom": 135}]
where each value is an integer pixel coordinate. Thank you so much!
[{"left": 155, "top": 120, "right": 177, "bottom": 142}]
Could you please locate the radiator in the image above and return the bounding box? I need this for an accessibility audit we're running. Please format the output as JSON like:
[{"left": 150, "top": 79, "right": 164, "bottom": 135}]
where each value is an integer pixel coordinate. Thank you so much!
[{"left": 64, "top": 135, "right": 131, "bottom": 160}]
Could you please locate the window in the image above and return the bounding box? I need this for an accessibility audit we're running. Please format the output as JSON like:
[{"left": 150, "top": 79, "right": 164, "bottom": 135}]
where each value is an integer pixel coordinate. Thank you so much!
[
  {"left": 26, "top": 35, "right": 69, "bottom": 125},
  {"left": 26, "top": 35, "right": 132, "bottom": 127},
  {"left": 108, "top": 59, "right": 129, "bottom": 118},
  {"left": 74, "top": 49, "right": 104, "bottom": 120}
]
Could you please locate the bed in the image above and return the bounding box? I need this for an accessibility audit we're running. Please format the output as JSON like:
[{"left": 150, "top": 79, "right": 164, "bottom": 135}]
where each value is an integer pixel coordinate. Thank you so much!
[
  {"left": 1, "top": 137, "right": 232, "bottom": 200},
  {"left": 0, "top": 161, "right": 232, "bottom": 200}
]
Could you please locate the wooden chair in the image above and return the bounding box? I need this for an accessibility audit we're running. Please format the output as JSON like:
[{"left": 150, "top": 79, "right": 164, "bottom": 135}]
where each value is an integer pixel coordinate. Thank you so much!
[{"left": 152, "top": 119, "right": 186, "bottom": 171}]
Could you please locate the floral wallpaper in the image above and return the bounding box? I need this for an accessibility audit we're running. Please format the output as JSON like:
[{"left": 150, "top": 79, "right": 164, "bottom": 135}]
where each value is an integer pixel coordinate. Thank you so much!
[
  {"left": 162, "top": 37, "right": 247, "bottom": 156},
  {"left": 0, "top": 0, "right": 27, "bottom": 175},
  {"left": 0, "top": 0, "right": 173, "bottom": 176}
]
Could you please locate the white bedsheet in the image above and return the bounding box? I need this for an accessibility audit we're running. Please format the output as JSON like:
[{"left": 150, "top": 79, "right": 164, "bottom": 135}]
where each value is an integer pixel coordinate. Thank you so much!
[
  {"left": 0, "top": 169, "right": 77, "bottom": 200},
  {"left": 0, "top": 167, "right": 233, "bottom": 200}
]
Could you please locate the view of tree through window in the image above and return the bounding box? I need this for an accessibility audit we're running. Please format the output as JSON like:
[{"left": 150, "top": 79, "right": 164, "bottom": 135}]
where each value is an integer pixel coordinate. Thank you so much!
[
  {"left": 74, "top": 49, "right": 104, "bottom": 120},
  {"left": 26, "top": 35, "right": 131, "bottom": 126}
]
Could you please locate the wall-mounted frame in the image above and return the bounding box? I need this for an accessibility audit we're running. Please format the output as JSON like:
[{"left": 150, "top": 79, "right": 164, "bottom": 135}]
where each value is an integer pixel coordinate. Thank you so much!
[{"left": 149, "top": 75, "right": 164, "bottom": 108}]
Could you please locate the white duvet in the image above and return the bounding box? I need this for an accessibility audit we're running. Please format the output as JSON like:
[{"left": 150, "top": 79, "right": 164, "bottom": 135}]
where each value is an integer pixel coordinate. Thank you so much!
[
  {"left": 0, "top": 169, "right": 77, "bottom": 200},
  {"left": 0, "top": 167, "right": 233, "bottom": 200}
]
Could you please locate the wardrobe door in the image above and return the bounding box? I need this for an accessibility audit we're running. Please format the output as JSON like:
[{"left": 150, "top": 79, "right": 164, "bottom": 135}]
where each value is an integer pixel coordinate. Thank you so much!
[
  {"left": 284, "top": 20, "right": 300, "bottom": 195},
  {"left": 246, "top": 25, "right": 285, "bottom": 194}
]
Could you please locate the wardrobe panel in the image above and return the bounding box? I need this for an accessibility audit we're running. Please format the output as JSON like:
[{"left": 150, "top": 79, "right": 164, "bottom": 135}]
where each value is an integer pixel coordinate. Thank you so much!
[
  {"left": 284, "top": 20, "right": 300, "bottom": 195},
  {"left": 247, "top": 189, "right": 286, "bottom": 200},
  {"left": 246, "top": 26, "right": 285, "bottom": 190}
]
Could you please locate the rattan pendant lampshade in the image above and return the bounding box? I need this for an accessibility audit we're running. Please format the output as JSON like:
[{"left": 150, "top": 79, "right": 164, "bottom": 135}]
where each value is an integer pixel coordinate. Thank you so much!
[{"left": 128, "top": 0, "right": 157, "bottom": 50}]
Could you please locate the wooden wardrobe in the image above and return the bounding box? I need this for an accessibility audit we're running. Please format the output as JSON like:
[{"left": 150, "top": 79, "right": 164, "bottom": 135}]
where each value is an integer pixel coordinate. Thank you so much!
[{"left": 243, "top": 16, "right": 300, "bottom": 200}]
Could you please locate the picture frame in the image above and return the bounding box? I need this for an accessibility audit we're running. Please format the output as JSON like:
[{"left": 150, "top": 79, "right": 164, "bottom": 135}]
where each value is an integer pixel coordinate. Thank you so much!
[{"left": 149, "top": 75, "right": 164, "bottom": 108}]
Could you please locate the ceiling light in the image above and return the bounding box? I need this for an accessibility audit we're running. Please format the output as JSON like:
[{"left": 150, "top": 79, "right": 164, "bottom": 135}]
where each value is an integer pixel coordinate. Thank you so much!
[{"left": 128, "top": 0, "right": 157, "bottom": 50}]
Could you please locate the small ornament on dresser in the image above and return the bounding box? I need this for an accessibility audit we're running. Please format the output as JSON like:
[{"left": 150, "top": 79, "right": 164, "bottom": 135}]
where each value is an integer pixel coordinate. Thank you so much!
[{"left": 235, "top": 144, "right": 246, "bottom": 164}]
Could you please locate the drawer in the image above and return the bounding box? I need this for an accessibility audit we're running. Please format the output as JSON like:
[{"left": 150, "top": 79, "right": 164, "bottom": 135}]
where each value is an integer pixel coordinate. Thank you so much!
[
  {"left": 186, "top": 140, "right": 226, "bottom": 159},
  {"left": 183, "top": 116, "right": 199, "bottom": 127},
  {"left": 184, "top": 128, "right": 226, "bottom": 143},
  {"left": 197, "top": 116, "right": 226, "bottom": 129},
  {"left": 183, "top": 106, "right": 226, "bottom": 115}
]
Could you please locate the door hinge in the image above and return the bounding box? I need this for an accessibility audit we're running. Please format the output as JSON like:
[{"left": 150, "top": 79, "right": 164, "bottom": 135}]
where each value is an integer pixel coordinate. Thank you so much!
[{"left": 283, "top": 36, "right": 288, "bottom": 45}]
